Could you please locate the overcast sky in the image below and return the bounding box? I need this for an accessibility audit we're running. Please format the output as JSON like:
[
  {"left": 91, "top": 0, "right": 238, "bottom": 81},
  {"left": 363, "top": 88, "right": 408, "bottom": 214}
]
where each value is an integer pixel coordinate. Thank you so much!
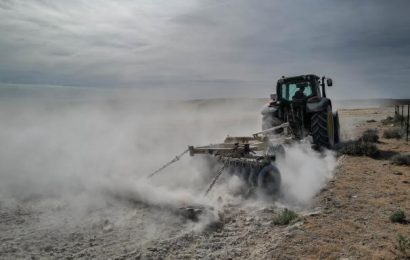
[{"left": 0, "top": 0, "right": 409, "bottom": 99}]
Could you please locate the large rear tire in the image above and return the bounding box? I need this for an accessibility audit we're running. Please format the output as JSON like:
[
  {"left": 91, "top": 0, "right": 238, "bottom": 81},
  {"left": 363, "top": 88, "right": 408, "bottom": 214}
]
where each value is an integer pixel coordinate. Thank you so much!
[
  {"left": 257, "top": 165, "right": 281, "bottom": 195},
  {"left": 311, "top": 105, "right": 335, "bottom": 148},
  {"left": 333, "top": 111, "right": 340, "bottom": 144}
]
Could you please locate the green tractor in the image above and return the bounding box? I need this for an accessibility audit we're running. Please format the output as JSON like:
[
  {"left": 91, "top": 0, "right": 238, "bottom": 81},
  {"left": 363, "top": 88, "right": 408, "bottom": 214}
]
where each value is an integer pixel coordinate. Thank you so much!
[{"left": 261, "top": 74, "right": 340, "bottom": 148}]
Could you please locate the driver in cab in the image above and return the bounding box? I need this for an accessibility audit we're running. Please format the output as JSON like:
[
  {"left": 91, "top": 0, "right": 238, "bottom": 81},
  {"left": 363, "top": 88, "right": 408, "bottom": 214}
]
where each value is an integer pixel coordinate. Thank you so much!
[{"left": 293, "top": 84, "right": 306, "bottom": 100}]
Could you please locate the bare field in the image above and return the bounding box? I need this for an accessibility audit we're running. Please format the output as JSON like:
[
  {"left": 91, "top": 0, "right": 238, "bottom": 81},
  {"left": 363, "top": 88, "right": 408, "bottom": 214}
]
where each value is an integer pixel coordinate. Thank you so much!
[{"left": 0, "top": 101, "right": 409, "bottom": 259}]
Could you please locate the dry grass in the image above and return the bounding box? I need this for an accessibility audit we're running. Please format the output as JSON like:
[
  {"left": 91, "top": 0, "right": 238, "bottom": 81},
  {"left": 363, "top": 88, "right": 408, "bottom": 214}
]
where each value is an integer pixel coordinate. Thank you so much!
[
  {"left": 273, "top": 108, "right": 410, "bottom": 259},
  {"left": 396, "top": 234, "right": 410, "bottom": 257}
]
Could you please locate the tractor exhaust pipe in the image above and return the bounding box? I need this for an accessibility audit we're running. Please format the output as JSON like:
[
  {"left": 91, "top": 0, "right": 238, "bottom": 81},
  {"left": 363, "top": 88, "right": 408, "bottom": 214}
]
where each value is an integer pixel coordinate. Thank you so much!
[{"left": 321, "top": 76, "right": 327, "bottom": 98}]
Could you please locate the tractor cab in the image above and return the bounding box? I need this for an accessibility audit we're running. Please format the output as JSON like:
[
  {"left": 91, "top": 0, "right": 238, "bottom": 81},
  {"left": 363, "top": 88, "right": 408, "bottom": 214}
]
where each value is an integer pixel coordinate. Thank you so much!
[{"left": 276, "top": 75, "right": 322, "bottom": 105}]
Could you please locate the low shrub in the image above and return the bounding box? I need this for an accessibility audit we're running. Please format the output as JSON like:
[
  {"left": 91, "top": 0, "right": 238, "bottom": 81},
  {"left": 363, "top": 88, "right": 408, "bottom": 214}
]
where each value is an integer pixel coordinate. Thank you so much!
[
  {"left": 396, "top": 234, "right": 410, "bottom": 256},
  {"left": 383, "top": 128, "right": 402, "bottom": 139},
  {"left": 390, "top": 210, "right": 407, "bottom": 224},
  {"left": 272, "top": 208, "right": 298, "bottom": 225},
  {"left": 360, "top": 129, "right": 379, "bottom": 143},
  {"left": 391, "top": 153, "right": 410, "bottom": 166},
  {"left": 382, "top": 114, "right": 404, "bottom": 126},
  {"left": 336, "top": 140, "right": 379, "bottom": 157},
  {"left": 395, "top": 113, "right": 405, "bottom": 122},
  {"left": 381, "top": 116, "right": 395, "bottom": 125}
]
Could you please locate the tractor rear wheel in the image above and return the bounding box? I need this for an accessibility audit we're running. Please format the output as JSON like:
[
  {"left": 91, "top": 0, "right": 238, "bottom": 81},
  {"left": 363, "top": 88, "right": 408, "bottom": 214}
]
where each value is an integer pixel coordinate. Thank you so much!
[
  {"left": 311, "top": 105, "right": 335, "bottom": 148},
  {"left": 333, "top": 111, "right": 340, "bottom": 144},
  {"left": 257, "top": 164, "right": 281, "bottom": 195}
]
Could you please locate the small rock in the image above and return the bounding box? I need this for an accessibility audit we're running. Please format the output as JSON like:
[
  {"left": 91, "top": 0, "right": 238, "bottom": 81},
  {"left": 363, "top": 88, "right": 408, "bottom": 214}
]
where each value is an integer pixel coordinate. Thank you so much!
[
  {"left": 393, "top": 172, "right": 403, "bottom": 175},
  {"left": 103, "top": 223, "right": 114, "bottom": 233},
  {"left": 43, "top": 245, "right": 53, "bottom": 252},
  {"left": 205, "top": 219, "right": 224, "bottom": 232},
  {"left": 245, "top": 216, "right": 254, "bottom": 222}
]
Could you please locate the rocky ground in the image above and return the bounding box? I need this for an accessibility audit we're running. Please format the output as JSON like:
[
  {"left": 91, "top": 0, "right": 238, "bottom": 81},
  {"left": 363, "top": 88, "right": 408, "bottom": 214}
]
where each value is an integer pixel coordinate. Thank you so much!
[{"left": 0, "top": 106, "right": 409, "bottom": 259}]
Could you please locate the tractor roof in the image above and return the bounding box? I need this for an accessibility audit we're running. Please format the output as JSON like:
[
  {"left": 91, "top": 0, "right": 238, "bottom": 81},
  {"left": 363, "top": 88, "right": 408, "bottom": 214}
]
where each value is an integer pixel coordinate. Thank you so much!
[{"left": 278, "top": 74, "right": 319, "bottom": 83}]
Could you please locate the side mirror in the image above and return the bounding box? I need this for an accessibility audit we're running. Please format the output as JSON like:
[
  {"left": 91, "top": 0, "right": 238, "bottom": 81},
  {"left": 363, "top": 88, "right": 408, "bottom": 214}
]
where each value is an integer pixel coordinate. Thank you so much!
[
  {"left": 326, "top": 78, "right": 333, "bottom": 87},
  {"left": 270, "top": 94, "right": 277, "bottom": 101}
]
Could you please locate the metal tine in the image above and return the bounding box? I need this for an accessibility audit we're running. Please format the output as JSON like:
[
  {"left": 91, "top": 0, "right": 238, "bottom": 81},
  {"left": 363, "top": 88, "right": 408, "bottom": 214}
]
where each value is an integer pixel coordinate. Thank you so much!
[{"left": 147, "top": 149, "right": 189, "bottom": 178}]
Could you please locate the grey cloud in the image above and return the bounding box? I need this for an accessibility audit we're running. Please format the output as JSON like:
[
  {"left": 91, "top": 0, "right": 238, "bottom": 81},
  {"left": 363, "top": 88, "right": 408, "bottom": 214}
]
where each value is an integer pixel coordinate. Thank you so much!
[{"left": 0, "top": 0, "right": 409, "bottom": 98}]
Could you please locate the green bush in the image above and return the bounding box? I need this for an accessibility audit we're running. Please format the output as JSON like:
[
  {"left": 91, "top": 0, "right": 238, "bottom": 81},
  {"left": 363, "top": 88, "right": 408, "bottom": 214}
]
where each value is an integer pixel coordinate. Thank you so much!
[
  {"left": 390, "top": 210, "right": 407, "bottom": 224},
  {"left": 383, "top": 128, "right": 402, "bottom": 139},
  {"left": 391, "top": 153, "right": 410, "bottom": 166},
  {"left": 272, "top": 208, "right": 298, "bottom": 225}
]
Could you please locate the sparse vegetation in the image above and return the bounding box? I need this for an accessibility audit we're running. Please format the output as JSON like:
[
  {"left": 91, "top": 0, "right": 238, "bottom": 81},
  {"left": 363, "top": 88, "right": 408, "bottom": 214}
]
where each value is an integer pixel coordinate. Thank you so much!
[
  {"left": 396, "top": 234, "right": 410, "bottom": 257},
  {"left": 391, "top": 153, "right": 410, "bottom": 166},
  {"left": 395, "top": 113, "right": 405, "bottom": 122},
  {"left": 390, "top": 210, "right": 407, "bottom": 224},
  {"left": 381, "top": 116, "right": 395, "bottom": 125},
  {"left": 336, "top": 140, "right": 379, "bottom": 157},
  {"left": 360, "top": 129, "right": 379, "bottom": 143},
  {"left": 272, "top": 209, "right": 298, "bottom": 225},
  {"left": 383, "top": 128, "right": 402, "bottom": 139},
  {"left": 381, "top": 114, "right": 404, "bottom": 126},
  {"left": 336, "top": 129, "right": 381, "bottom": 157}
]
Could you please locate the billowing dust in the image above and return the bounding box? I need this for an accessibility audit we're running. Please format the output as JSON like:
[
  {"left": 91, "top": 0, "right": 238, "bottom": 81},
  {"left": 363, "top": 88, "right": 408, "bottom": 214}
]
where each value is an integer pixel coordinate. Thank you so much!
[{"left": 0, "top": 98, "right": 337, "bottom": 248}]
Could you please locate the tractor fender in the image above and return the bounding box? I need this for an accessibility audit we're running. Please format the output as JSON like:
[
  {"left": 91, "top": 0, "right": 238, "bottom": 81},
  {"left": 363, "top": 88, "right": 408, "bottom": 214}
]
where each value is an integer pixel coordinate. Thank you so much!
[{"left": 306, "top": 98, "right": 331, "bottom": 113}]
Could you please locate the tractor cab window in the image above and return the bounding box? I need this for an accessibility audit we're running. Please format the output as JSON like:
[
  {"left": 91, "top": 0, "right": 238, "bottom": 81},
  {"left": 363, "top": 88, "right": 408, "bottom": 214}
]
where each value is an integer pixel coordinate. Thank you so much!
[{"left": 280, "top": 82, "right": 313, "bottom": 101}]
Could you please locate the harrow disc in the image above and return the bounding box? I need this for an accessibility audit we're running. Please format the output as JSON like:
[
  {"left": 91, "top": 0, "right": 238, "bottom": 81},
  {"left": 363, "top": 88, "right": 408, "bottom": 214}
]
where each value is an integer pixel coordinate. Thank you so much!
[{"left": 257, "top": 164, "right": 281, "bottom": 195}]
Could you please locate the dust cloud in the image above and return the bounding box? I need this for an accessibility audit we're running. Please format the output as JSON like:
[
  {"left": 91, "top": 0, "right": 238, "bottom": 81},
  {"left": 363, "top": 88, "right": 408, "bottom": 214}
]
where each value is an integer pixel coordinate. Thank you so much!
[
  {"left": 0, "top": 96, "right": 337, "bottom": 232},
  {"left": 276, "top": 142, "right": 336, "bottom": 207},
  {"left": 0, "top": 98, "right": 259, "bottom": 222}
]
